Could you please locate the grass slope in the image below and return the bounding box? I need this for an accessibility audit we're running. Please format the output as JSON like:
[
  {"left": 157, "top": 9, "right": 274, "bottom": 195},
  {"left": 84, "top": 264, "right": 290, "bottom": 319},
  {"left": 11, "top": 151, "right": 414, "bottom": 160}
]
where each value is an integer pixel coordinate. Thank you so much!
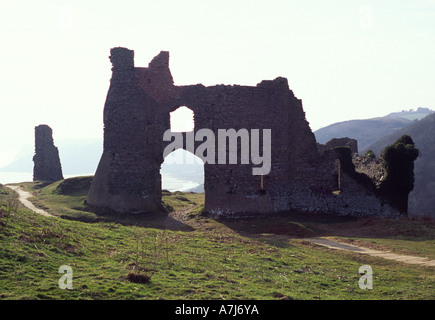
[{"left": 0, "top": 179, "right": 434, "bottom": 300}]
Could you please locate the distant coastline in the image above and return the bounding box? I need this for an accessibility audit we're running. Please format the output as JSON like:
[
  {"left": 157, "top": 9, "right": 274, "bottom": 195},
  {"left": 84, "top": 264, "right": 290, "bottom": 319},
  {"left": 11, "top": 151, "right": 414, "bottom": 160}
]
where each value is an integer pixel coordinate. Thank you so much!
[
  {"left": 0, "top": 171, "right": 199, "bottom": 193},
  {"left": 0, "top": 171, "right": 34, "bottom": 184}
]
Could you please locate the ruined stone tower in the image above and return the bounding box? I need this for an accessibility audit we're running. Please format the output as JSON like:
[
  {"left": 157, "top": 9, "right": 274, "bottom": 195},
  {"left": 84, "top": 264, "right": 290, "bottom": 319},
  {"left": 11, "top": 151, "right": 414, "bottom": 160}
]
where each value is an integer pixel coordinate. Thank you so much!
[
  {"left": 87, "top": 47, "right": 401, "bottom": 218},
  {"left": 33, "top": 125, "right": 63, "bottom": 182}
]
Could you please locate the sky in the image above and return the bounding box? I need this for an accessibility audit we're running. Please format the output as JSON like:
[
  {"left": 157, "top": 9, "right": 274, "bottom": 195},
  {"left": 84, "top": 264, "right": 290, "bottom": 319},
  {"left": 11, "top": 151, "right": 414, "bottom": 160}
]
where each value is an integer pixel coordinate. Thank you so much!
[{"left": 1, "top": 0, "right": 434, "bottom": 168}]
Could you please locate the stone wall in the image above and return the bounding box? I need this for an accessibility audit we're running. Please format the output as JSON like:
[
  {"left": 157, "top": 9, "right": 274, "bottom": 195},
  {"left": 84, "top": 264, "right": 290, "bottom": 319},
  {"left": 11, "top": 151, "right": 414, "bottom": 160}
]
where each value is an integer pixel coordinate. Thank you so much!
[
  {"left": 87, "top": 47, "right": 401, "bottom": 218},
  {"left": 33, "top": 125, "right": 63, "bottom": 182},
  {"left": 353, "top": 154, "right": 386, "bottom": 187},
  {"left": 318, "top": 137, "right": 358, "bottom": 155}
]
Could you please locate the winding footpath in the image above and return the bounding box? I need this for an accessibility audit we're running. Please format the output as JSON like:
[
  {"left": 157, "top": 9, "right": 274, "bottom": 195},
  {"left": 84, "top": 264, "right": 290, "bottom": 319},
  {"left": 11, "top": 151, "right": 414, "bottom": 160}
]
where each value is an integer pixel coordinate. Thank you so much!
[
  {"left": 5, "top": 185, "right": 53, "bottom": 217},
  {"left": 303, "top": 237, "right": 435, "bottom": 267}
]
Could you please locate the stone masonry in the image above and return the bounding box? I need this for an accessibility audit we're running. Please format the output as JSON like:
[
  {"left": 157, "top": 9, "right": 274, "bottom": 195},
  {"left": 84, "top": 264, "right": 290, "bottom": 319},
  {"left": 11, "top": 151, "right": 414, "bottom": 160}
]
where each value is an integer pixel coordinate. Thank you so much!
[
  {"left": 87, "top": 47, "right": 401, "bottom": 218},
  {"left": 318, "top": 137, "right": 358, "bottom": 155},
  {"left": 33, "top": 124, "right": 63, "bottom": 182}
]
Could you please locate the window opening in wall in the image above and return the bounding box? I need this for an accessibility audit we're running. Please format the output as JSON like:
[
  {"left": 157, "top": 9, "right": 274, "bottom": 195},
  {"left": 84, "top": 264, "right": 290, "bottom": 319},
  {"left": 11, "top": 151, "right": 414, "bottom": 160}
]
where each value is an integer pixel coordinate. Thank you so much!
[{"left": 170, "top": 106, "right": 194, "bottom": 132}]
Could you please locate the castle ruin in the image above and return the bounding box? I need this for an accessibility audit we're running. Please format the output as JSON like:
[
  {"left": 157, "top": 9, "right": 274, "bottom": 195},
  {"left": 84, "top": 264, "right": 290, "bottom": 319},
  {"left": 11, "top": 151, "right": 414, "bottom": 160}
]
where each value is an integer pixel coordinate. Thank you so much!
[
  {"left": 87, "top": 47, "right": 401, "bottom": 218},
  {"left": 33, "top": 124, "right": 63, "bottom": 182}
]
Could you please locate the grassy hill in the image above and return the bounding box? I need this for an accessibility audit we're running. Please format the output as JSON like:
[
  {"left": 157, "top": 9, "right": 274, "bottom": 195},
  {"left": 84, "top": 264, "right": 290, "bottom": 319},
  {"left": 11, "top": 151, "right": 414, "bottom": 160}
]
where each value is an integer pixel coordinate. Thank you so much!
[
  {"left": 365, "top": 112, "right": 435, "bottom": 219},
  {"left": 1, "top": 178, "right": 434, "bottom": 301}
]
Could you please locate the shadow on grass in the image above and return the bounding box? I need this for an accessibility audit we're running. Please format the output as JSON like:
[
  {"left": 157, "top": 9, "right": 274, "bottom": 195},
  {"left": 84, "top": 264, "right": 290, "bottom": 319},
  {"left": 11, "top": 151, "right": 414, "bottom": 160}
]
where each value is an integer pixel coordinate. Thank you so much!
[
  {"left": 217, "top": 211, "right": 354, "bottom": 237},
  {"left": 216, "top": 209, "right": 435, "bottom": 248},
  {"left": 88, "top": 206, "right": 195, "bottom": 232},
  {"left": 26, "top": 178, "right": 435, "bottom": 243}
]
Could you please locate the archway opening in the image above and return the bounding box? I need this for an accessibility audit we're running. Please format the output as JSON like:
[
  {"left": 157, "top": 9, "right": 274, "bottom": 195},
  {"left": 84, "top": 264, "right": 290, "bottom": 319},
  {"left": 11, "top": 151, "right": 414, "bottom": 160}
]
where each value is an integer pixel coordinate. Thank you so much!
[
  {"left": 162, "top": 106, "right": 204, "bottom": 193},
  {"left": 161, "top": 149, "right": 204, "bottom": 193}
]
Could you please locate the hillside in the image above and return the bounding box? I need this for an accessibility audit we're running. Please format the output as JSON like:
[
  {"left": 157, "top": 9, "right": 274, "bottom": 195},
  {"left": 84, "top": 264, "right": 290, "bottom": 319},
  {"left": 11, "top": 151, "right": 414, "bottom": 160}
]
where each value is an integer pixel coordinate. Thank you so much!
[
  {"left": 365, "top": 112, "right": 435, "bottom": 219},
  {"left": 386, "top": 107, "right": 434, "bottom": 121},
  {"left": 1, "top": 179, "right": 434, "bottom": 302},
  {"left": 314, "top": 108, "right": 434, "bottom": 152}
]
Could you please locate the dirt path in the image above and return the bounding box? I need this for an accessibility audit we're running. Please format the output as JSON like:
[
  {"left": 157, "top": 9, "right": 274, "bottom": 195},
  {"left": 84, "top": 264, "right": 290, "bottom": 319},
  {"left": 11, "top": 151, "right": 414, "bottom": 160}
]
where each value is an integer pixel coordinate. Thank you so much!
[
  {"left": 5, "top": 185, "right": 53, "bottom": 217},
  {"left": 303, "top": 237, "right": 435, "bottom": 267}
]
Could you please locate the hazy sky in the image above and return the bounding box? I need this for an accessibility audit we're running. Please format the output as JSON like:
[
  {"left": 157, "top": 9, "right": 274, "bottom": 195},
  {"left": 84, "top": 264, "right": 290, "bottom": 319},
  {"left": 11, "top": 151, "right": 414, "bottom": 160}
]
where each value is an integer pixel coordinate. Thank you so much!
[{"left": 1, "top": 0, "right": 434, "bottom": 167}]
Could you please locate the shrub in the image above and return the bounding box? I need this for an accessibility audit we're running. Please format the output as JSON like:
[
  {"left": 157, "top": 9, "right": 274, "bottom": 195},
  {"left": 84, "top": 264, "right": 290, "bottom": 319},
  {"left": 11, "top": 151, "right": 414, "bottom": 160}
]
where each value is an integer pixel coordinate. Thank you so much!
[
  {"left": 0, "top": 191, "right": 19, "bottom": 229},
  {"left": 378, "top": 135, "right": 419, "bottom": 214},
  {"left": 364, "top": 150, "right": 376, "bottom": 159}
]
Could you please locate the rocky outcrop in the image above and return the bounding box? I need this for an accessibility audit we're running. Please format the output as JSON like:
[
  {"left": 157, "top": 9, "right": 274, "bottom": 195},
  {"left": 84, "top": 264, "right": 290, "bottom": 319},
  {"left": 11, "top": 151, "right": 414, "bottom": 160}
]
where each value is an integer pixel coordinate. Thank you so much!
[{"left": 33, "top": 125, "right": 63, "bottom": 182}]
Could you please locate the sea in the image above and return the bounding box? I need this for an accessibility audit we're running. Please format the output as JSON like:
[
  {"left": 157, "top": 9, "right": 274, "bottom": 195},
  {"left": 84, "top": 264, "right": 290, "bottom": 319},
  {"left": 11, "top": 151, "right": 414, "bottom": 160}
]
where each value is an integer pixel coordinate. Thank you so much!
[{"left": 0, "top": 171, "right": 199, "bottom": 192}]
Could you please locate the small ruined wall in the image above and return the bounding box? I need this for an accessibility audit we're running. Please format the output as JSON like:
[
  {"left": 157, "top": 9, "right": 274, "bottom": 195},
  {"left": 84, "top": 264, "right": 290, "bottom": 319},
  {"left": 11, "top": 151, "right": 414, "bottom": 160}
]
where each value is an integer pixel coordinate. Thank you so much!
[
  {"left": 33, "top": 124, "right": 63, "bottom": 182},
  {"left": 256, "top": 149, "right": 400, "bottom": 218},
  {"left": 353, "top": 154, "right": 386, "bottom": 187},
  {"left": 318, "top": 137, "right": 358, "bottom": 155}
]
